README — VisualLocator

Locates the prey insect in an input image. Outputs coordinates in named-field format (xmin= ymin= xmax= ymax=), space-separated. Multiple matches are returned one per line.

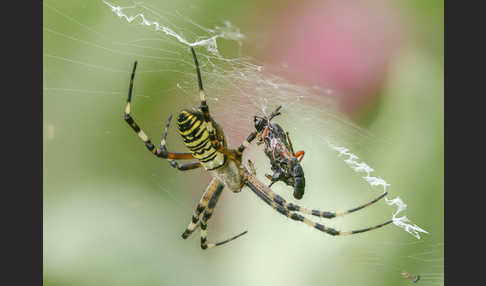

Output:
xmin=253 ymin=106 xmax=306 ymax=199
xmin=124 ymin=46 xmax=393 ymax=250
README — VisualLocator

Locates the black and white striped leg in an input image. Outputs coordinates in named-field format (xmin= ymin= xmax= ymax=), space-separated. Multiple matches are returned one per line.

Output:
xmin=286 ymin=192 xmax=389 ymax=219
xmin=237 ymin=131 xmax=257 ymax=156
xmin=248 ymin=160 xmax=257 ymax=176
xmin=124 ymin=61 xmax=194 ymax=161
xmin=181 ymin=177 xmax=221 ymax=239
xmin=245 ymin=173 xmax=393 ymax=236
xmin=168 ymin=161 xmax=203 ymax=171
xmin=189 ymin=46 xmax=228 ymax=155
xmin=200 ymin=181 xmax=247 ymax=249
xmin=246 ymin=164 xmax=388 ymax=220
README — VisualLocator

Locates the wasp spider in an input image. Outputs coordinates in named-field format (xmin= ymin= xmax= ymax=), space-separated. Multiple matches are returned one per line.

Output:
xmin=123 ymin=47 xmax=393 ymax=250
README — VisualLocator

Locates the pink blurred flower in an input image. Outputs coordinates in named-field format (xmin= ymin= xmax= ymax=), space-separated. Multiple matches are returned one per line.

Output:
xmin=264 ymin=0 xmax=405 ymax=118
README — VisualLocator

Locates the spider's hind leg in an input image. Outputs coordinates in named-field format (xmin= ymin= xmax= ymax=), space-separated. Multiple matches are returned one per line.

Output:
xmin=181 ymin=177 xmax=221 ymax=239
xmin=199 ymin=186 xmax=248 ymax=249
xmin=180 ymin=177 xmax=248 ymax=249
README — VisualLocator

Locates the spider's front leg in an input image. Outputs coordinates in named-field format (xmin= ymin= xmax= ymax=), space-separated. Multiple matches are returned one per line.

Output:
xmin=237 ymin=131 xmax=258 ymax=157
xmin=190 ymin=47 xmax=219 ymax=149
xmin=244 ymin=172 xmax=392 ymax=236
xmin=124 ymin=61 xmax=195 ymax=161
xmin=190 ymin=46 xmax=242 ymax=162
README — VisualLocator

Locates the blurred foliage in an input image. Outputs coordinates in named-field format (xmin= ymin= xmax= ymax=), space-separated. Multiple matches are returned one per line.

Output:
xmin=44 ymin=0 xmax=443 ymax=286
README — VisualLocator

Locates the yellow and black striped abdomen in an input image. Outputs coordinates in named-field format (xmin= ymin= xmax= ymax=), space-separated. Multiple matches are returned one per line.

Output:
xmin=177 ymin=110 xmax=226 ymax=170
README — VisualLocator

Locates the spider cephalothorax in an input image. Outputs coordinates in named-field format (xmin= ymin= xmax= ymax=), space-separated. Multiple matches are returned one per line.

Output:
xmin=123 ymin=46 xmax=393 ymax=250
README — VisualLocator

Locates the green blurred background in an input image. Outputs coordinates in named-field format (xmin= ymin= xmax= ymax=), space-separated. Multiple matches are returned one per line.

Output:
xmin=44 ymin=0 xmax=443 ymax=285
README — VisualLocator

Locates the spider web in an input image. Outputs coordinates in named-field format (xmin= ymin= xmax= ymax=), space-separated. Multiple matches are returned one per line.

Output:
xmin=350 ymin=240 xmax=444 ymax=286
xmin=44 ymin=1 xmax=441 ymax=286
xmin=99 ymin=0 xmax=427 ymax=239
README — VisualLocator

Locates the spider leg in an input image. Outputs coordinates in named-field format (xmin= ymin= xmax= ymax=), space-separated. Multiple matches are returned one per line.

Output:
xmin=124 ymin=61 xmax=194 ymax=160
xmin=286 ymin=191 xmax=389 ymax=219
xmin=245 ymin=173 xmax=392 ymax=236
xmin=168 ymin=161 xmax=202 ymax=171
xmin=200 ymin=184 xmax=247 ymax=249
xmin=246 ymin=158 xmax=386 ymax=219
xmin=190 ymin=47 xmax=237 ymax=160
xmin=237 ymin=131 xmax=257 ymax=155
xmin=190 ymin=47 xmax=218 ymax=146
xmin=181 ymin=177 xmax=221 ymax=239
xmin=247 ymin=160 xmax=257 ymax=176
xmin=160 ymin=114 xmax=202 ymax=171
